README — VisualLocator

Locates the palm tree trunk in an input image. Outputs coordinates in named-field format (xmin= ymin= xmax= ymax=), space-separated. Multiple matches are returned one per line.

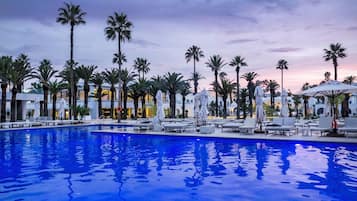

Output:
xmin=304 ymin=98 xmax=308 ymax=118
xmin=333 ymin=59 xmax=337 ymax=80
xmin=73 ymin=85 xmax=78 ymax=120
xmin=98 ymin=87 xmax=102 ymax=118
xmin=270 ymin=90 xmax=274 ymax=108
xmin=70 ymin=24 xmax=75 ymax=120
xmin=170 ymin=93 xmax=175 ymax=118
xmin=134 ymin=98 xmax=138 ymax=118
xmin=123 ymin=85 xmax=128 ymax=119
xmin=193 ymin=59 xmax=197 ymax=94
xmin=43 ymin=87 xmax=49 ymax=117
xmin=182 ymin=95 xmax=185 ymax=119
xmin=110 ymin=87 xmax=115 ymax=119
xmin=68 ymin=89 xmax=72 ymax=119
xmin=117 ymin=36 xmax=122 ymax=122
xmin=10 ymin=87 xmax=17 ymax=122
xmin=215 ymin=71 xmax=218 ymax=117
xmin=84 ymin=82 xmax=89 ymax=108
xmin=342 ymin=94 xmax=349 ymax=117
xmin=1 ymin=83 xmax=7 ymax=122
xmin=52 ymin=94 xmax=57 ymax=120
xmin=236 ymin=71 xmax=240 ymax=119
xmin=223 ymin=97 xmax=227 ymax=119
xmin=142 ymin=94 xmax=146 ymax=118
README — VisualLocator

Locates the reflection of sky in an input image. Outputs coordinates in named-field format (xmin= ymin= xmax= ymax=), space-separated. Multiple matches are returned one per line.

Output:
xmin=1 ymin=126 xmax=357 ymax=200
xmin=0 ymin=0 xmax=356 ymax=92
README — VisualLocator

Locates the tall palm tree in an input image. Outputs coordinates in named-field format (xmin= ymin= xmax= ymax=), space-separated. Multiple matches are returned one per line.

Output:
xmin=128 ymin=82 xmax=142 ymax=119
xmin=0 ymin=56 xmax=12 ymax=122
xmin=301 ymin=82 xmax=311 ymax=119
xmin=164 ymin=72 xmax=184 ymax=118
xmin=49 ymin=80 xmax=66 ymax=120
xmin=133 ymin=58 xmax=151 ymax=80
xmin=242 ymin=72 xmax=258 ymax=117
xmin=112 ymin=52 xmax=127 ymax=66
xmin=189 ymin=72 xmax=205 ymax=92
xmin=91 ymin=72 xmax=104 ymax=118
xmin=276 ymin=59 xmax=288 ymax=95
xmin=120 ymin=68 xmax=137 ymax=119
xmin=342 ymin=75 xmax=356 ymax=117
xmin=323 ymin=43 xmax=347 ymax=80
xmin=57 ymin=2 xmax=86 ymax=119
xmin=34 ymin=59 xmax=58 ymax=117
xmin=8 ymin=54 xmax=34 ymax=121
xmin=240 ymin=88 xmax=249 ymax=119
xmin=229 ymin=56 xmax=247 ymax=119
xmin=179 ymin=81 xmax=191 ymax=118
xmin=263 ymin=79 xmax=280 ymax=109
xmin=105 ymin=12 xmax=132 ymax=122
xmin=185 ymin=45 xmax=204 ymax=94
xmin=137 ymin=78 xmax=150 ymax=118
xmin=206 ymin=55 xmax=226 ymax=117
xmin=103 ymin=68 xmax=119 ymax=118
xmin=216 ymin=78 xmax=236 ymax=119
xmin=76 ymin=65 xmax=97 ymax=108
xmin=149 ymin=75 xmax=164 ymax=105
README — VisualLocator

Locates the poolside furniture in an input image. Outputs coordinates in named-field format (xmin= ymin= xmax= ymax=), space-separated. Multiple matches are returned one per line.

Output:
xmin=199 ymin=125 xmax=215 ymax=134
xmin=309 ymin=116 xmax=333 ymax=136
xmin=338 ymin=118 xmax=357 ymax=137
xmin=163 ymin=122 xmax=194 ymax=133
xmin=265 ymin=117 xmax=296 ymax=136
xmin=239 ymin=118 xmax=256 ymax=134
xmin=221 ymin=121 xmax=243 ymax=132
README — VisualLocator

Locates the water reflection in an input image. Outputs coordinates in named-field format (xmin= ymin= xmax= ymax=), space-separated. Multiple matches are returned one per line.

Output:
xmin=0 ymin=126 xmax=356 ymax=201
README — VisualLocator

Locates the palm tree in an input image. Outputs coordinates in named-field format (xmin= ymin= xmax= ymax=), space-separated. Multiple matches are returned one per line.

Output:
xmin=189 ymin=72 xmax=205 ymax=92
xmin=8 ymin=54 xmax=34 ymax=121
xmin=0 ymin=56 xmax=12 ymax=122
xmin=91 ymin=72 xmax=104 ymax=118
xmin=323 ymin=43 xmax=347 ymax=80
xmin=342 ymin=75 xmax=356 ymax=117
xmin=112 ymin=52 xmax=127 ymax=66
xmin=105 ymin=12 xmax=132 ymax=122
xmin=206 ymin=55 xmax=226 ymax=117
xmin=301 ymin=83 xmax=311 ymax=118
xmin=34 ymin=59 xmax=58 ymax=117
xmin=120 ymin=68 xmax=137 ymax=119
xmin=76 ymin=65 xmax=97 ymax=108
xmin=229 ymin=56 xmax=247 ymax=119
xmin=292 ymin=95 xmax=301 ymax=118
xmin=164 ymin=72 xmax=184 ymax=118
xmin=185 ymin=45 xmax=204 ymax=94
xmin=276 ymin=59 xmax=288 ymax=95
xmin=179 ymin=81 xmax=191 ymax=118
xmin=242 ymin=72 xmax=258 ymax=117
xmin=133 ymin=58 xmax=151 ymax=80
xmin=216 ymin=78 xmax=236 ymax=119
xmin=103 ymin=68 xmax=119 ymax=118
xmin=57 ymin=2 xmax=86 ymax=119
xmin=128 ymin=82 xmax=142 ymax=119
xmin=263 ymin=80 xmax=280 ymax=109
xmin=137 ymin=78 xmax=150 ymax=118
xmin=49 ymin=80 xmax=66 ymax=120
xmin=149 ymin=75 xmax=164 ymax=105
xmin=240 ymin=88 xmax=249 ymax=119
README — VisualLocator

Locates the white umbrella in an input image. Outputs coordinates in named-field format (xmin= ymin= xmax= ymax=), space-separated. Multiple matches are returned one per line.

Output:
xmin=34 ymin=99 xmax=40 ymax=120
xmin=254 ymin=85 xmax=265 ymax=123
xmin=199 ymin=89 xmax=209 ymax=126
xmin=281 ymin=89 xmax=289 ymax=117
xmin=301 ymin=80 xmax=357 ymax=96
xmin=59 ymin=98 xmax=66 ymax=120
xmin=155 ymin=90 xmax=165 ymax=121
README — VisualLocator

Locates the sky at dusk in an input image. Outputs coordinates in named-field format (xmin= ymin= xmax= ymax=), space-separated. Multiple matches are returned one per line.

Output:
xmin=0 ymin=0 xmax=356 ymax=93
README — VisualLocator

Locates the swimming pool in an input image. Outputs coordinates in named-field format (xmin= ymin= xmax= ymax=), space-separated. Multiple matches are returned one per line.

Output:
xmin=0 ymin=125 xmax=356 ymax=201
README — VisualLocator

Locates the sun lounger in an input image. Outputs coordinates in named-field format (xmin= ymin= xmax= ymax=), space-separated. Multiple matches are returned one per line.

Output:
xmin=338 ymin=118 xmax=357 ymax=137
xmin=265 ymin=117 xmax=296 ymax=136
xmin=163 ymin=122 xmax=194 ymax=133
xmin=239 ymin=118 xmax=256 ymax=134
xmin=221 ymin=122 xmax=243 ymax=132
xmin=309 ymin=116 xmax=332 ymax=136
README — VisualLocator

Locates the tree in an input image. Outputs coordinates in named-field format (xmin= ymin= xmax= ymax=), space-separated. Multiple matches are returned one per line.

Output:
xmin=76 ymin=65 xmax=97 ymax=108
xmin=164 ymin=72 xmax=184 ymax=118
xmin=91 ymin=72 xmax=104 ymax=118
xmin=323 ymin=43 xmax=347 ymax=80
xmin=229 ymin=56 xmax=247 ymax=119
xmin=342 ymin=75 xmax=356 ymax=117
xmin=216 ymin=78 xmax=236 ymax=119
xmin=57 ymin=2 xmax=86 ymax=119
xmin=105 ymin=12 xmax=132 ymax=122
xmin=149 ymin=75 xmax=164 ymax=105
xmin=206 ymin=55 xmax=226 ymax=117
xmin=301 ymin=83 xmax=311 ymax=118
xmin=185 ymin=45 xmax=204 ymax=94
xmin=263 ymin=80 xmax=279 ymax=109
xmin=133 ymin=58 xmax=150 ymax=80
xmin=128 ymin=82 xmax=142 ymax=119
xmin=240 ymin=88 xmax=249 ymax=119
xmin=8 ymin=54 xmax=34 ymax=121
xmin=292 ymin=95 xmax=301 ymax=118
xmin=242 ymin=72 xmax=258 ymax=117
xmin=120 ymin=68 xmax=137 ymax=119
xmin=112 ymin=52 xmax=127 ymax=66
xmin=276 ymin=59 xmax=288 ymax=96
xmin=179 ymin=81 xmax=191 ymax=118
xmin=137 ymin=78 xmax=150 ymax=118
xmin=34 ymin=59 xmax=58 ymax=117
xmin=49 ymin=80 xmax=66 ymax=120
xmin=103 ymin=68 xmax=120 ymax=118
xmin=0 ymin=56 xmax=12 ymax=122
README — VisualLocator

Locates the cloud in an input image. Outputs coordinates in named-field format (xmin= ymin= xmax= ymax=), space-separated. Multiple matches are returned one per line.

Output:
xmin=268 ymin=47 xmax=303 ymax=53
xmin=131 ymin=39 xmax=160 ymax=48
xmin=347 ymin=26 xmax=357 ymax=31
xmin=226 ymin=38 xmax=258 ymax=45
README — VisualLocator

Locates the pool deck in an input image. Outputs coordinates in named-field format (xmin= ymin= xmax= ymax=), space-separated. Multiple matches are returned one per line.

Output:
xmin=1 ymin=119 xmax=357 ymax=144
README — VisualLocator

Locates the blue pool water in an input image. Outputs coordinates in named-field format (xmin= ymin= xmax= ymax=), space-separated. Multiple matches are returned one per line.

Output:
xmin=0 ymin=125 xmax=356 ymax=201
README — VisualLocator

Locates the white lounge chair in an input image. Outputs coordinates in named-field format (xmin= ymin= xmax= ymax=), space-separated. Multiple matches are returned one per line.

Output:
xmin=239 ymin=118 xmax=256 ymax=134
xmin=310 ymin=116 xmax=333 ymax=136
xmin=338 ymin=117 xmax=357 ymax=137
xmin=265 ymin=117 xmax=296 ymax=136
xmin=163 ymin=122 xmax=194 ymax=133
xmin=221 ymin=121 xmax=243 ymax=132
